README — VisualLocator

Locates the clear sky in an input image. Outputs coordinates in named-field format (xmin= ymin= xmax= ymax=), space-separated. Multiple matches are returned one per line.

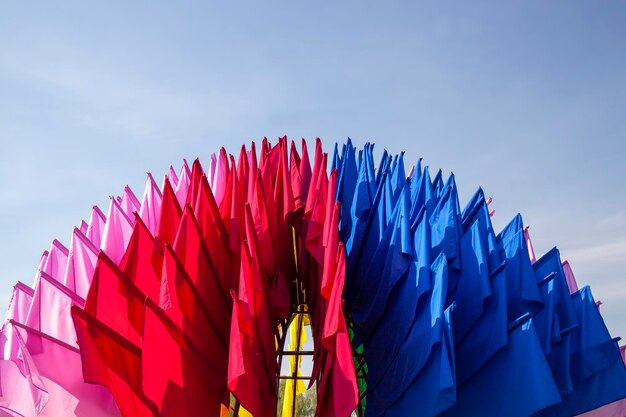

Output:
xmin=1 ymin=2 xmax=625 ymax=338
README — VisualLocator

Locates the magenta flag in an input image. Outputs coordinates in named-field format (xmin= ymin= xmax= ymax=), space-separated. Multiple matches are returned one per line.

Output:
xmin=101 ymin=197 xmax=134 ymax=265
xmin=212 ymin=149 xmax=228 ymax=206
xmin=524 ymin=225 xmax=537 ymax=264
xmin=1 ymin=282 xmax=34 ymax=367
xmin=174 ymin=160 xmax=191 ymax=208
xmin=41 ymin=240 xmax=68 ymax=283
xmin=63 ymin=228 xmax=99 ymax=299
xmin=0 ymin=323 xmax=48 ymax=417
xmin=118 ymin=186 xmax=141 ymax=220
xmin=167 ymin=164 xmax=179 ymax=189
xmin=4 ymin=321 xmax=120 ymax=417
xmin=562 ymin=259 xmax=580 ymax=294
xmin=138 ymin=173 xmax=162 ymax=236
xmin=79 ymin=220 xmax=89 ymax=236
xmin=25 ymin=271 xmax=84 ymax=348
xmin=86 ymin=206 xmax=107 ymax=248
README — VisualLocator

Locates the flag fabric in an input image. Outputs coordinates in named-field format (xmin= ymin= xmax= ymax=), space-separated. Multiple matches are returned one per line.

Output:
xmin=63 ymin=227 xmax=99 ymax=299
xmin=535 ymin=287 xmax=626 ymax=416
xmin=86 ymin=206 xmax=107 ymax=248
xmin=9 ymin=320 xmax=121 ymax=417
xmin=101 ymin=197 xmax=134 ymax=265
xmin=440 ymin=316 xmax=562 ymax=417
xmin=138 ymin=173 xmax=162 ymax=236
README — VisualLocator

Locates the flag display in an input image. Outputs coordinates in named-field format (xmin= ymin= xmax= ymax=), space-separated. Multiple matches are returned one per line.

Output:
xmin=0 ymin=137 xmax=624 ymax=417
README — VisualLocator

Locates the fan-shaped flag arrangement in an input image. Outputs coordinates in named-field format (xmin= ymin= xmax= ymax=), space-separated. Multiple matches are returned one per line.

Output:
xmin=0 ymin=137 xmax=625 ymax=417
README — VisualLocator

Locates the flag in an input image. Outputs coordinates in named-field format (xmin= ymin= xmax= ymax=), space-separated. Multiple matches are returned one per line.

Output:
xmin=174 ymin=159 xmax=191 ymax=207
xmin=367 ymin=253 xmax=449 ymax=413
xmin=142 ymin=299 xmax=224 ymax=417
xmin=71 ymin=306 xmax=157 ymax=417
xmin=498 ymin=214 xmax=543 ymax=318
xmin=86 ymin=205 xmax=107 ymax=248
xmin=63 ymin=227 xmax=98 ymax=299
xmin=380 ymin=304 xmax=456 ymax=417
xmin=84 ymin=252 xmax=146 ymax=347
xmin=25 ymin=270 xmax=84 ymax=348
xmin=41 ymin=239 xmax=69 ymax=282
xmin=440 ymin=316 xmax=561 ymax=417
xmin=461 ymin=188 xmax=502 ymax=272
xmin=138 ymin=173 xmax=162 ymax=236
xmin=101 ymin=197 xmax=134 ymax=265
xmin=535 ymin=287 xmax=626 ymax=416
xmin=118 ymin=216 xmax=161 ymax=303
xmin=118 ymin=186 xmax=141 ymax=219
xmin=10 ymin=319 xmax=121 ymax=417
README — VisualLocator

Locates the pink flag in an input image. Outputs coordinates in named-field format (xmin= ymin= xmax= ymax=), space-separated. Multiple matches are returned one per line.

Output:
xmin=208 ymin=153 xmax=217 ymax=193
xmin=86 ymin=206 xmax=107 ymax=248
xmin=0 ymin=323 xmax=48 ymax=417
xmin=2 ymin=282 xmax=34 ymax=367
xmin=79 ymin=220 xmax=89 ymax=236
xmin=3 ymin=321 xmax=120 ymax=417
xmin=212 ymin=149 xmax=229 ymax=206
xmin=168 ymin=164 xmax=179 ymax=189
xmin=41 ymin=240 xmax=69 ymax=283
xmin=118 ymin=186 xmax=141 ymax=220
xmin=139 ymin=173 xmax=162 ymax=237
xmin=101 ymin=197 xmax=134 ymax=265
xmin=174 ymin=160 xmax=191 ymax=208
xmin=524 ymin=225 xmax=537 ymax=264
xmin=25 ymin=271 xmax=84 ymax=348
xmin=63 ymin=228 xmax=99 ymax=299
xmin=562 ymin=260 xmax=580 ymax=294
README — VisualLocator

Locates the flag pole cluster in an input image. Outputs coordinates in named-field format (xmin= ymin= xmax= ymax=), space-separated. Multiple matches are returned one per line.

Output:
xmin=0 ymin=137 xmax=625 ymax=417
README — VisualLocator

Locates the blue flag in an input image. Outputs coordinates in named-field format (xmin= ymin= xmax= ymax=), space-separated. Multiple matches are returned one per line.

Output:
xmin=451 ymin=219 xmax=492 ymax=343
xmin=362 ymin=200 xmax=430 ymax=390
xmin=352 ymin=186 xmax=412 ymax=340
xmin=409 ymin=166 xmax=434 ymax=227
xmin=440 ymin=316 xmax=561 ymax=417
xmin=429 ymin=178 xmax=462 ymax=277
xmin=432 ymin=169 xmax=444 ymax=197
xmin=454 ymin=257 xmax=508 ymax=385
xmin=534 ymin=286 xmax=626 ymax=416
xmin=531 ymin=247 xmax=578 ymax=395
xmin=380 ymin=303 xmax=457 ymax=417
xmin=498 ymin=214 xmax=543 ymax=319
xmin=365 ymin=253 xmax=449 ymax=415
xmin=336 ymin=139 xmax=357 ymax=247
xmin=461 ymin=188 xmax=502 ymax=272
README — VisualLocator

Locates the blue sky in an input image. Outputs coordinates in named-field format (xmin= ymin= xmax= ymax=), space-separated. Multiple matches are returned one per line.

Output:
xmin=1 ymin=2 xmax=625 ymax=337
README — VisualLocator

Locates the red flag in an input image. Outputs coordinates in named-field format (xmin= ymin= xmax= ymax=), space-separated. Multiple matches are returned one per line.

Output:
xmin=237 ymin=144 xmax=249 ymax=200
xmin=318 ymin=243 xmax=359 ymax=417
xmin=275 ymin=137 xmax=295 ymax=221
xmin=289 ymin=139 xmax=312 ymax=215
xmin=71 ymin=306 xmax=158 ymax=417
xmin=142 ymin=299 xmax=223 ymax=417
xmin=219 ymin=155 xmax=245 ymax=265
xmin=185 ymin=159 xmax=204 ymax=208
xmin=248 ymin=170 xmax=276 ymax=279
xmin=152 ymin=177 xmax=182 ymax=274
xmin=246 ymin=141 xmax=258 ymax=203
xmin=84 ymin=252 xmax=146 ymax=347
xmin=191 ymin=174 xmax=233 ymax=287
xmin=227 ymin=241 xmax=276 ymax=417
xmin=305 ymin=142 xmax=328 ymax=264
xmin=119 ymin=216 xmax=160 ymax=303
xmin=170 ymin=208 xmax=231 ymax=344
